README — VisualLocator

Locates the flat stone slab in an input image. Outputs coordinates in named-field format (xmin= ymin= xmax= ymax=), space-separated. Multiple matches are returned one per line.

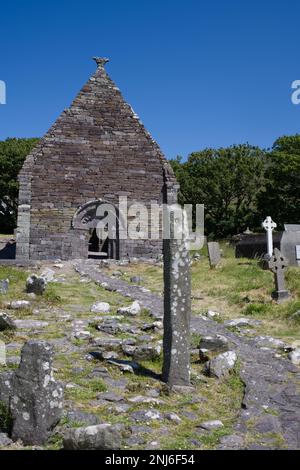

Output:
xmin=14 ymin=320 xmax=49 ymax=329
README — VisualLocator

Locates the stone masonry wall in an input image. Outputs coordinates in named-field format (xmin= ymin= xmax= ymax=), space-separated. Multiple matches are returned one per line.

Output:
xmin=16 ymin=59 xmax=177 ymax=260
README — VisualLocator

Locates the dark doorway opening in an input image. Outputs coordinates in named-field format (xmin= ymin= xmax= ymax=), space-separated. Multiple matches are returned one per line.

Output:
xmin=88 ymin=227 xmax=119 ymax=259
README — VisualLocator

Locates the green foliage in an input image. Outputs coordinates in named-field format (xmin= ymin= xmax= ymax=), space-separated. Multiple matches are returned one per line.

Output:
xmin=0 ymin=137 xmax=39 ymax=233
xmin=171 ymin=144 xmax=265 ymax=238
xmin=257 ymin=135 xmax=300 ymax=228
xmin=244 ymin=303 xmax=270 ymax=316
xmin=171 ymin=136 xmax=300 ymax=238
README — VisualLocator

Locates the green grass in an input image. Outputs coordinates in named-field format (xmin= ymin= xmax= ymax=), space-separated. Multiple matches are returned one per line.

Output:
xmin=1 ymin=252 xmax=299 ymax=450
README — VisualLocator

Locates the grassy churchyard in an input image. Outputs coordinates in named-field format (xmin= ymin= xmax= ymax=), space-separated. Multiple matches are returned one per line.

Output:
xmin=0 ymin=242 xmax=299 ymax=450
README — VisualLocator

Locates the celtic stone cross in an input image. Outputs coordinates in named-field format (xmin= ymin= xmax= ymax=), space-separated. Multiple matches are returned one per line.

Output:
xmin=262 ymin=216 xmax=277 ymax=258
xmin=268 ymin=248 xmax=290 ymax=302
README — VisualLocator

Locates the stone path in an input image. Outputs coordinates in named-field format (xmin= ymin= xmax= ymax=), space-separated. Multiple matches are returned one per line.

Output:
xmin=73 ymin=260 xmax=163 ymax=319
xmin=75 ymin=259 xmax=300 ymax=450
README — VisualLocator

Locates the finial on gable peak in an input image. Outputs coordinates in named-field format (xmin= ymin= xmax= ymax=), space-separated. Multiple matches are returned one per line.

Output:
xmin=93 ymin=57 xmax=109 ymax=68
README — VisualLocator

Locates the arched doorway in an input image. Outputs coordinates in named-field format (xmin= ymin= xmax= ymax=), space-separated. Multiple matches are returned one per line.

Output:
xmin=72 ymin=200 xmax=120 ymax=259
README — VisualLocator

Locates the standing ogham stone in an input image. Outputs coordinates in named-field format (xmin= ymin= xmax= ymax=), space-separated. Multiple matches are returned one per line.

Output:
xmin=10 ymin=341 xmax=64 ymax=445
xmin=162 ymin=209 xmax=191 ymax=388
xmin=268 ymin=248 xmax=290 ymax=303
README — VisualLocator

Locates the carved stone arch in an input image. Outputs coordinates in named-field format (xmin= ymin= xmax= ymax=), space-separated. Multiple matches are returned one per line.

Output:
xmin=72 ymin=199 xmax=121 ymax=259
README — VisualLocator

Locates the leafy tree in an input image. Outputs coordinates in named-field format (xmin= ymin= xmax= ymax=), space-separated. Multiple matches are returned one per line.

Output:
xmin=0 ymin=138 xmax=39 ymax=233
xmin=257 ymin=135 xmax=300 ymax=228
xmin=170 ymin=144 xmax=266 ymax=238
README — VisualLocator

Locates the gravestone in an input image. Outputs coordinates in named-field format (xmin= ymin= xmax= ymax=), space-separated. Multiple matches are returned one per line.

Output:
xmin=207 ymin=242 xmax=221 ymax=268
xmin=0 ymin=279 xmax=9 ymax=294
xmin=162 ymin=206 xmax=191 ymax=388
xmin=10 ymin=340 xmax=64 ymax=445
xmin=267 ymin=248 xmax=290 ymax=303
xmin=284 ymin=224 xmax=300 ymax=232
xmin=262 ymin=216 xmax=277 ymax=258
xmin=26 ymin=274 xmax=46 ymax=295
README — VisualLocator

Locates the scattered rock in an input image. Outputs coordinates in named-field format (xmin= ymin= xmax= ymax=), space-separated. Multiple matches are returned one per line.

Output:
xmin=10 ymin=341 xmax=64 ymax=445
xmin=288 ymin=349 xmax=300 ymax=365
xmin=92 ymin=337 xmax=122 ymax=350
xmin=14 ymin=319 xmax=49 ymax=329
xmin=109 ymin=403 xmax=130 ymax=413
xmin=90 ymin=302 xmax=111 ymax=314
xmin=74 ymin=330 xmax=91 ymax=340
xmin=0 ymin=312 xmax=16 ymax=331
xmin=0 ymin=433 xmax=13 ymax=447
xmin=130 ymin=276 xmax=143 ymax=284
xmin=224 ymin=318 xmax=252 ymax=328
xmin=122 ymin=344 xmax=136 ymax=356
xmin=128 ymin=395 xmax=163 ymax=405
xmin=89 ymin=366 xmax=109 ymax=378
xmin=9 ymin=300 xmax=30 ymax=310
xmin=218 ymin=434 xmax=244 ymax=449
xmin=206 ymin=351 xmax=237 ymax=379
xmin=26 ymin=274 xmax=46 ymax=295
xmin=107 ymin=360 xmax=135 ymax=374
xmin=145 ymin=388 xmax=160 ymax=398
xmin=199 ymin=420 xmax=224 ymax=431
xmin=125 ymin=435 xmax=146 ymax=446
xmin=27 ymin=292 xmax=37 ymax=299
xmin=205 ymin=310 xmax=220 ymax=320
xmin=111 ymin=271 xmax=123 ymax=277
xmin=63 ymin=423 xmax=121 ymax=450
xmin=0 ymin=279 xmax=9 ymax=295
xmin=98 ymin=392 xmax=124 ymax=402
xmin=253 ymin=415 xmax=282 ymax=434
xmin=133 ymin=344 xmax=161 ymax=361
xmin=117 ymin=301 xmax=141 ymax=316
xmin=153 ymin=320 xmax=163 ymax=329
xmin=225 ymin=318 xmax=261 ymax=328
xmin=98 ymin=350 xmax=119 ymax=361
xmin=199 ymin=334 xmax=229 ymax=362
xmin=165 ymin=412 xmax=181 ymax=423
xmin=255 ymin=336 xmax=286 ymax=350
xmin=96 ymin=321 xmax=121 ymax=335
xmin=131 ymin=409 xmax=163 ymax=422
xmin=181 ymin=411 xmax=198 ymax=421
xmin=65 ymin=410 xmax=101 ymax=426
xmin=40 ymin=268 xmax=56 ymax=282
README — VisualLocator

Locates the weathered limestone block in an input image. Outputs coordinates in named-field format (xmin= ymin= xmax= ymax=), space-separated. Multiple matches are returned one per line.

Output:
xmin=63 ymin=423 xmax=121 ymax=450
xmin=10 ymin=341 xmax=64 ymax=445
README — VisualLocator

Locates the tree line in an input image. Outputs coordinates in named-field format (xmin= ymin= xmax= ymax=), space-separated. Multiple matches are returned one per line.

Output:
xmin=0 ymin=135 xmax=300 ymax=237
xmin=170 ymin=135 xmax=300 ymax=239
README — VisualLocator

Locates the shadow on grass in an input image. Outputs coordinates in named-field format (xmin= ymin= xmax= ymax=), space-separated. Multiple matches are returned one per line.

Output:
xmin=88 ymin=352 xmax=162 ymax=380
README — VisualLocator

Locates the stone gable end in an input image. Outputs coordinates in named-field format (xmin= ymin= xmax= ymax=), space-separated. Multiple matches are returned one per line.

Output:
xmin=16 ymin=58 xmax=177 ymax=260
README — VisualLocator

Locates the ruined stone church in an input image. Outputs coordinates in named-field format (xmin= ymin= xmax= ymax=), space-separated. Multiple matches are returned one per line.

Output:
xmin=16 ymin=58 xmax=178 ymax=261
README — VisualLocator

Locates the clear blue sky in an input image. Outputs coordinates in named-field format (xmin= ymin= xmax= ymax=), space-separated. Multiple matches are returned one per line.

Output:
xmin=1 ymin=0 xmax=300 ymax=159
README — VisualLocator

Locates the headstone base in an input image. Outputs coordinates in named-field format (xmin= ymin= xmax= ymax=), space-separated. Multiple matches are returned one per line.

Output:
xmin=170 ymin=385 xmax=195 ymax=394
xmin=272 ymin=290 xmax=290 ymax=303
